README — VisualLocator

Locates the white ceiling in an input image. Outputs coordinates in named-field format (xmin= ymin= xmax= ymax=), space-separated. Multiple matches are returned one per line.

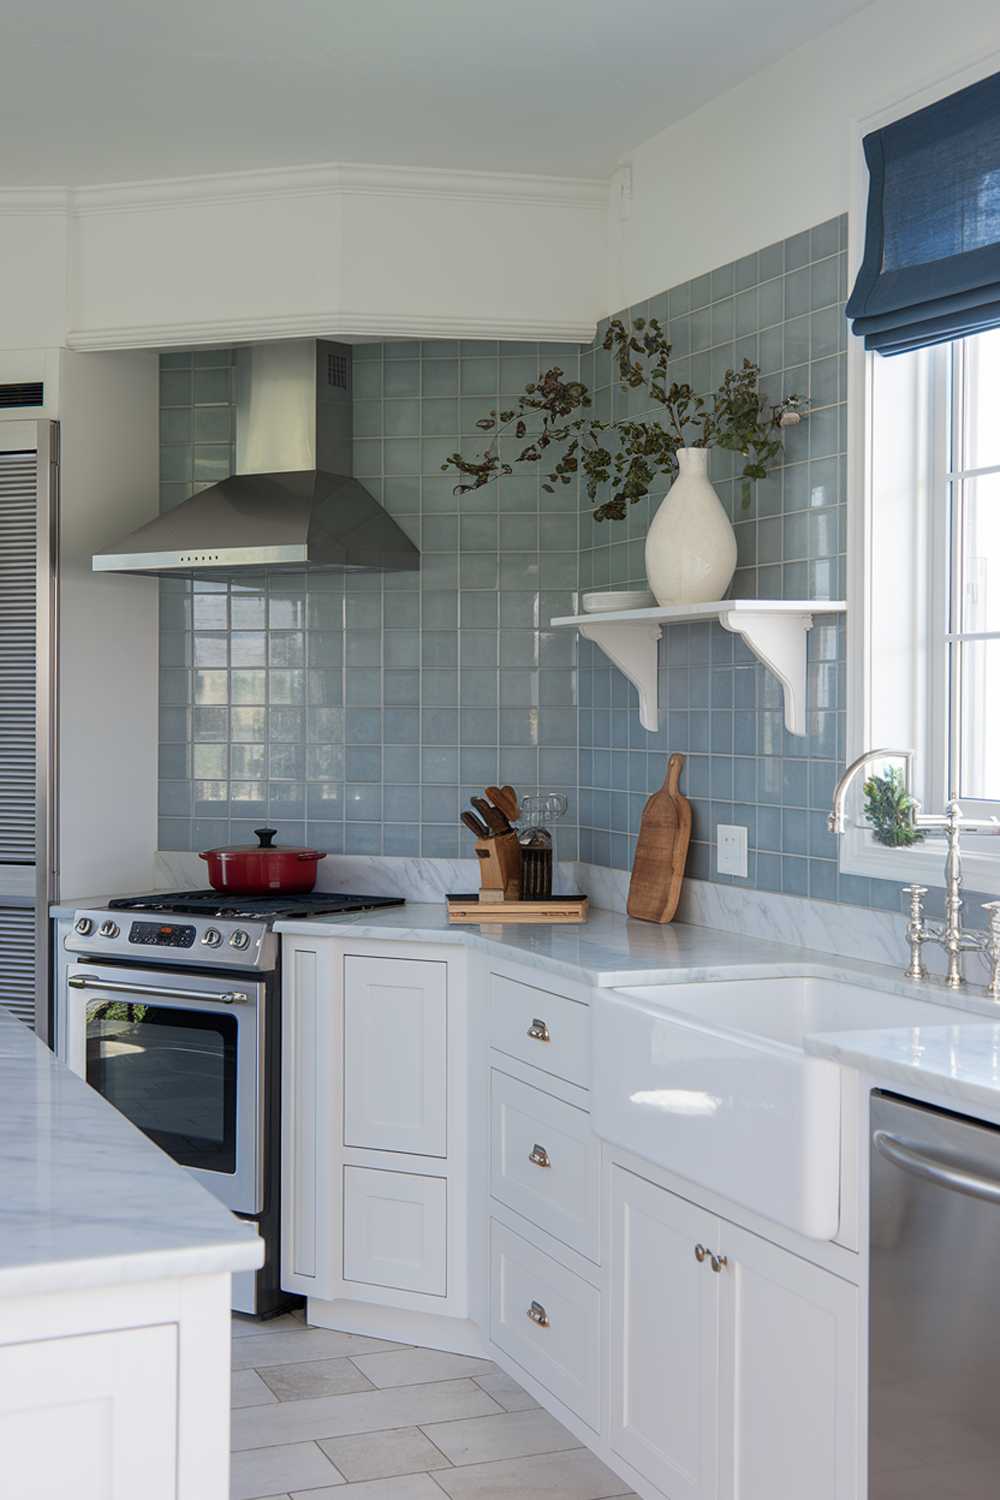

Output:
xmin=2 ymin=0 xmax=870 ymax=187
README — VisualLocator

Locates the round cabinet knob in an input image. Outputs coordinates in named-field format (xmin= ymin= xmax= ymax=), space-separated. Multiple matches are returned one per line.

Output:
xmin=74 ymin=917 xmax=93 ymax=936
xmin=229 ymin=929 xmax=251 ymax=951
xmin=201 ymin=927 xmax=222 ymax=948
xmin=98 ymin=920 xmax=119 ymax=939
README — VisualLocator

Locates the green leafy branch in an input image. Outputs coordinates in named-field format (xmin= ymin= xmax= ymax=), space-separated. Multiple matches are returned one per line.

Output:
xmin=442 ymin=318 xmax=808 ymax=522
xmin=863 ymin=768 xmax=925 ymax=848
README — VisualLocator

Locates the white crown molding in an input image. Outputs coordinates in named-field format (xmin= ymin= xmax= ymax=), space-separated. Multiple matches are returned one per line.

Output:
xmin=0 ymin=186 xmax=70 ymax=216
xmin=67 ymin=159 xmax=609 ymax=217
xmin=66 ymin=309 xmax=599 ymax=352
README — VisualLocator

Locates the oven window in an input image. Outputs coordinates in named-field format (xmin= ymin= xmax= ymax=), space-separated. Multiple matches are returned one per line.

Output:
xmin=86 ymin=1000 xmax=238 ymax=1173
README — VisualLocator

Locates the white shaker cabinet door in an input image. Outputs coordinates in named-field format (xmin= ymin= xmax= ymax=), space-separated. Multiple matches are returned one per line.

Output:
xmin=718 ymin=1221 xmax=858 ymax=1500
xmin=344 ymin=1166 xmax=447 ymax=1296
xmin=610 ymin=1165 xmax=720 ymax=1500
xmin=344 ymin=955 xmax=447 ymax=1157
xmin=0 ymin=1324 xmax=178 ymax=1500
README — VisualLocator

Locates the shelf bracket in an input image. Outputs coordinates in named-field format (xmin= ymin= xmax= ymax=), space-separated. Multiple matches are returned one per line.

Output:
xmin=578 ymin=621 xmax=662 ymax=732
xmin=720 ymin=609 xmax=813 ymax=736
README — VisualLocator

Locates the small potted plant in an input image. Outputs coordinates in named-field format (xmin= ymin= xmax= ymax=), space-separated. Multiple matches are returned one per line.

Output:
xmin=863 ymin=767 xmax=924 ymax=848
xmin=444 ymin=318 xmax=806 ymax=606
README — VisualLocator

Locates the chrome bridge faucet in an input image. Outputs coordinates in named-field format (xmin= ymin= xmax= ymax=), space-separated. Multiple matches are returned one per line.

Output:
xmin=828 ymin=748 xmax=1000 ymax=995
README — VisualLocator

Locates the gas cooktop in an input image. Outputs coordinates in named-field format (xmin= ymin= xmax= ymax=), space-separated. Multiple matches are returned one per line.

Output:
xmin=107 ymin=889 xmax=405 ymax=921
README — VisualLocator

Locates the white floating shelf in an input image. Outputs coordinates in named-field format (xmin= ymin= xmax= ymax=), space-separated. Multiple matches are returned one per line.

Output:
xmin=551 ymin=599 xmax=847 ymax=736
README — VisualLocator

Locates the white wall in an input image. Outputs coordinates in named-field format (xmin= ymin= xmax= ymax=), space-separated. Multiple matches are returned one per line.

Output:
xmin=0 ymin=199 xmax=68 ymax=352
xmin=612 ymin=0 xmax=1000 ymax=309
xmin=57 ymin=349 xmax=159 ymax=898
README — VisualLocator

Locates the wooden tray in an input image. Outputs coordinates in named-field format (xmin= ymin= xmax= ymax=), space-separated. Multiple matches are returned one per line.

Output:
xmin=446 ymin=893 xmax=589 ymax=924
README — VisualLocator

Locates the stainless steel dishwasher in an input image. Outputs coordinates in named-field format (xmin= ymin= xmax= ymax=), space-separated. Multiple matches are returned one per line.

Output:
xmin=870 ymin=1091 xmax=1000 ymax=1499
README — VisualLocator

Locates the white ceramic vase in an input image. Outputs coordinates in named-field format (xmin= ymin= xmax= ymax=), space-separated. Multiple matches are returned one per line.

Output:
xmin=644 ymin=446 xmax=737 ymax=605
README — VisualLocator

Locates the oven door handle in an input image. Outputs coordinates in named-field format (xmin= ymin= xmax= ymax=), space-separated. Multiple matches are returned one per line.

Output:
xmin=67 ymin=974 xmax=249 ymax=1005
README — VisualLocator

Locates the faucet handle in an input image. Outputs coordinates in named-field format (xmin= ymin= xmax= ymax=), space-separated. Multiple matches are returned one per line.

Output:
xmin=902 ymin=886 xmax=928 ymax=981
xmin=982 ymin=902 xmax=1000 ymax=999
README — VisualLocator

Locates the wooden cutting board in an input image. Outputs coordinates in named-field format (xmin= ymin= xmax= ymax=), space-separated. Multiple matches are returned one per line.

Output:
xmin=627 ymin=752 xmax=692 ymax=923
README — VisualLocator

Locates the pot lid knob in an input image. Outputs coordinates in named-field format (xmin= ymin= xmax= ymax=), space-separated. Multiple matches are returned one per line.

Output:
xmin=254 ymin=827 xmax=278 ymax=848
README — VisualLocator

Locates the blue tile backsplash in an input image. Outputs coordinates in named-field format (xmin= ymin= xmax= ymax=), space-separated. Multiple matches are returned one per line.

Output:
xmin=156 ymin=215 xmax=962 ymax=921
xmin=157 ymin=339 xmax=581 ymax=861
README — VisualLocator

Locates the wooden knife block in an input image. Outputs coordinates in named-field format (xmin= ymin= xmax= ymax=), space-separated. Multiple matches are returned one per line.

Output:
xmin=474 ymin=832 xmax=522 ymax=901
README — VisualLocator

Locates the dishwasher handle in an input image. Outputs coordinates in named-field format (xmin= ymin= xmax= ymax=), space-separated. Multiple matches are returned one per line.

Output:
xmin=874 ymin=1129 xmax=1000 ymax=1207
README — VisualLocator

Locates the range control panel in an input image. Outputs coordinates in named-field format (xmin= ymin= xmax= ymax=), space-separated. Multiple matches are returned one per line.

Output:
xmin=129 ymin=920 xmax=197 ymax=949
xmin=64 ymin=911 xmax=277 ymax=971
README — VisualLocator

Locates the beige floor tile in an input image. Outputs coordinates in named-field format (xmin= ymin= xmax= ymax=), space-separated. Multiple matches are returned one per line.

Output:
xmin=260 ymin=1359 xmax=376 ymax=1402
xmin=430 ymin=1447 xmax=634 ymax=1500
xmin=233 ymin=1369 xmax=280 ymax=1409
xmin=472 ymin=1372 xmax=540 ymax=1413
xmin=292 ymin=1480 xmax=443 ymax=1500
xmin=233 ymin=1329 xmax=406 ymax=1372
xmin=318 ymin=1425 xmax=452 ymax=1482
xmin=349 ymin=1348 xmax=497 ymax=1388
xmin=230 ymin=1441 xmax=343 ymax=1499
xmin=231 ymin=1378 xmax=503 ymax=1452
xmin=421 ymin=1409 xmax=578 ymax=1466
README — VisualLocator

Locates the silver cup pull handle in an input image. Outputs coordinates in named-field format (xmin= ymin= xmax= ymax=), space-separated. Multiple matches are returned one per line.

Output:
xmin=527 ymin=1300 xmax=550 ymax=1328
xmin=527 ymin=1018 xmax=550 ymax=1042
xmin=529 ymin=1144 xmax=551 ymax=1168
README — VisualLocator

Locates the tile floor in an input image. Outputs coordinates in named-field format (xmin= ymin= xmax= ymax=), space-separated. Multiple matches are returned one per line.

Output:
xmin=230 ymin=1312 xmax=635 ymax=1500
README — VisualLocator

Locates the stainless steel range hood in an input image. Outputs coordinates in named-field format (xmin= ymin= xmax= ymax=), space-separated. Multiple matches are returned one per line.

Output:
xmin=93 ymin=340 xmax=420 ymax=580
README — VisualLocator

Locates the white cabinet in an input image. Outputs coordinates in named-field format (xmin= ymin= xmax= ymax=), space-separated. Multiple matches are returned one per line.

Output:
xmin=610 ymin=1166 xmax=720 ymax=1500
xmin=282 ymin=936 xmax=469 ymax=1330
xmin=490 ymin=1220 xmax=601 ymax=1431
xmin=489 ymin=972 xmax=590 ymax=1090
xmin=344 ymin=955 xmax=447 ymax=1157
xmin=0 ymin=1324 xmax=178 ymax=1500
xmin=718 ymin=1221 xmax=857 ymax=1500
xmin=609 ymin=1165 xmax=858 ymax=1500
xmin=490 ymin=1068 xmax=600 ymax=1263
xmin=344 ymin=1166 xmax=447 ymax=1297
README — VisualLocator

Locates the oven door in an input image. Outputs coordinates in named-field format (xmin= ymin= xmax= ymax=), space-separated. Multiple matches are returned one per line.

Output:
xmin=64 ymin=964 xmax=265 ymax=1215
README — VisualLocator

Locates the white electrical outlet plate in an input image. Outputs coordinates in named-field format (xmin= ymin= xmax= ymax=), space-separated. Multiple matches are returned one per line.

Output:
xmin=717 ymin=824 xmax=748 ymax=878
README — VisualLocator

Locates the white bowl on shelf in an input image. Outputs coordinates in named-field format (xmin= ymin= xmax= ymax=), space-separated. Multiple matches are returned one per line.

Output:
xmin=581 ymin=589 xmax=655 ymax=614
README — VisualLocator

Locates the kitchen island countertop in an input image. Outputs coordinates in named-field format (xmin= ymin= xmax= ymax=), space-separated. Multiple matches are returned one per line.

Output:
xmin=0 ymin=1008 xmax=262 ymax=1299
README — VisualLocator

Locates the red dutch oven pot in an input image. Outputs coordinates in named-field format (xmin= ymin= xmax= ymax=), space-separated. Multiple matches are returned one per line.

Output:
xmin=199 ymin=827 xmax=327 ymax=895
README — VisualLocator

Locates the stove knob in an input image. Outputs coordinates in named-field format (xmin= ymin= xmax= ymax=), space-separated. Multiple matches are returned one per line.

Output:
xmin=98 ymin=920 xmax=120 ymax=939
xmin=229 ymin=929 xmax=251 ymax=951
xmin=201 ymin=927 xmax=223 ymax=948
xmin=74 ymin=917 xmax=93 ymax=936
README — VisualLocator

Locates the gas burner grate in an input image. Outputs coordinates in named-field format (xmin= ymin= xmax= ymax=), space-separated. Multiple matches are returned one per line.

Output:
xmin=107 ymin=890 xmax=404 ymax=920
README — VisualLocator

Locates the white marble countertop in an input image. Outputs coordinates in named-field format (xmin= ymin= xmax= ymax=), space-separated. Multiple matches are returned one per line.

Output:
xmin=806 ymin=1023 xmax=1000 ymax=1113
xmin=273 ymin=902 xmax=1000 ymax=1015
xmin=0 ymin=1009 xmax=262 ymax=1299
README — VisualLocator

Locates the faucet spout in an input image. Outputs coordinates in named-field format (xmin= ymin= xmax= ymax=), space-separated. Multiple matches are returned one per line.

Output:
xmin=828 ymin=748 xmax=916 ymax=834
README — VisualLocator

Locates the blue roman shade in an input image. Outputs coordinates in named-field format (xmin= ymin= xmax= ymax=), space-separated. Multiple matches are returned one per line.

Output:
xmin=847 ymin=70 xmax=1000 ymax=355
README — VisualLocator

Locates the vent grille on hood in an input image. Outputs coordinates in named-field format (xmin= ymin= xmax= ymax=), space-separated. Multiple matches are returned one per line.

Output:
xmin=92 ymin=340 xmax=419 ymax=581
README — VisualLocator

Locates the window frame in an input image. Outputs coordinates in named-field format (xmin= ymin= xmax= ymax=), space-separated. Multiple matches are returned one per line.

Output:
xmin=844 ymin=55 xmax=1000 ymax=895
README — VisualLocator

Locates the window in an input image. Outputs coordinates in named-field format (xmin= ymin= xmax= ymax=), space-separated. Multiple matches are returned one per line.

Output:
xmin=940 ymin=329 xmax=1000 ymax=818
xmin=845 ymin=62 xmax=1000 ymax=895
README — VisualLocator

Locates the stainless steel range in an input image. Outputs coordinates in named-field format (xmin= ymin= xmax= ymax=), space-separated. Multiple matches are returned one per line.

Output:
xmin=61 ymin=889 xmax=403 ymax=1316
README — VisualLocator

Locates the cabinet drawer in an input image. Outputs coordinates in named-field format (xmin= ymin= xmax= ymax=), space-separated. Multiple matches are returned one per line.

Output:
xmin=490 ymin=1219 xmax=600 ymax=1430
xmin=344 ymin=1167 xmax=446 ymax=1297
xmin=491 ymin=1070 xmax=600 ymax=1262
xmin=489 ymin=973 xmax=589 ymax=1089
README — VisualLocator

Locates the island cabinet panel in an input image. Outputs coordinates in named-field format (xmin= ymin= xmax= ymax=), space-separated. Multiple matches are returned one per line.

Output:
xmin=610 ymin=1165 xmax=720 ymax=1500
xmin=0 ymin=1323 xmax=178 ymax=1498
xmin=344 ymin=955 xmax=448 ymax=1158
xmin=718 ymin=1221 xmax=858 ymax=1500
